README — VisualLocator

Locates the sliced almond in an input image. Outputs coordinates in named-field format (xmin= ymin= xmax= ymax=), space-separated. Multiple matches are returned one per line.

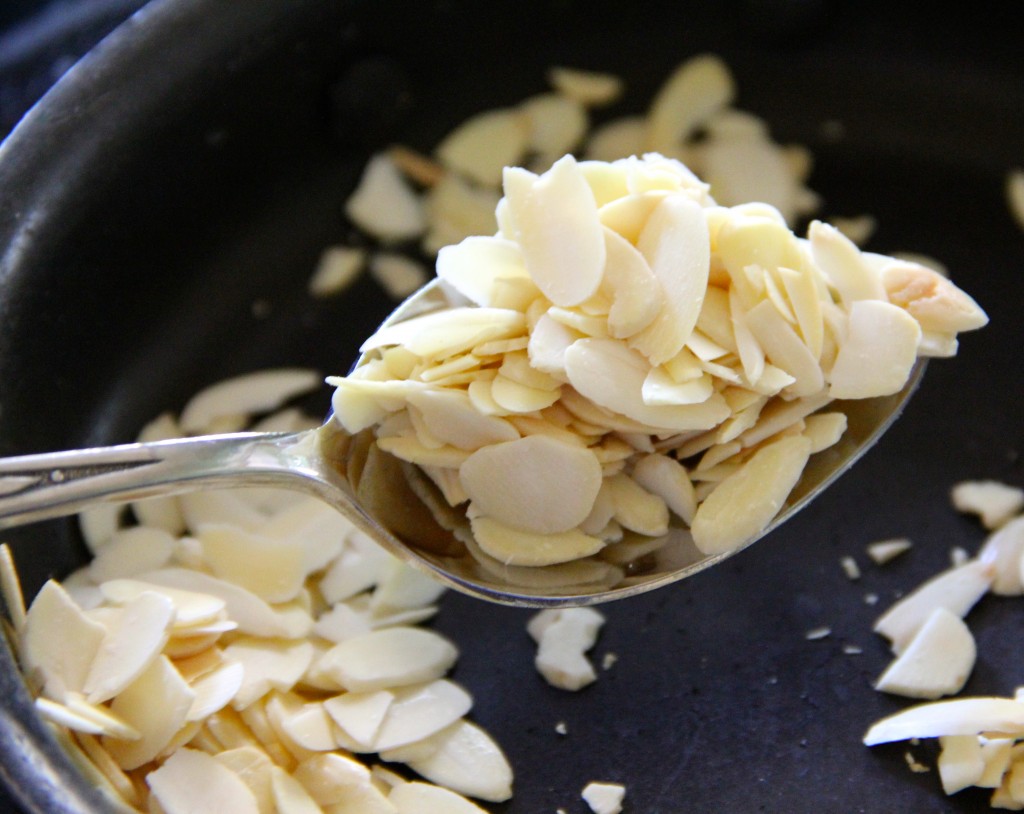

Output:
xmin=389 ymin=781 xmax=487 ymax=814
xmin=979 ymin=515 xmax=1024 ymax=595
xmin=370 ymin=253 xmax=428 ymax=300
xmin=828 ymin=300 xmax=921 ymax=399
xmin=316 ymin=627 xmax=458 ymax=693
xmin=547 ymin=67 xmax=624 ymax=107
xmin=864 ymin=698 xmax=1024 ymax=746
xmin=951 ymin=480 xmax=1024 ymax=531
xmin=222 ymin=637 xmax=315 ymax=709
xmin=459 ymin=435 xmax=602 ymax=535
xmin=179 ymin=369 xmax=320 ymax=434
xmin=502 ymin=156 xmax=606 ymax=307
xmin=631 ymin=453 xmax=697 ymax=525
xmin=469 ymin=516 xmax=605 ymax=567
xmin=436 ymin=236 xmax=530 ymax=307
xmin=873 ymin=560 xmax=993 ymax=654
xmin=875 ymin=607 xmax=976 ymax=699
xmin=270 ymin=765 xmax=325 ymax=814
xmin=148 ymin=747 xmax=260 ymax=814
xmin=323 ymin=690 xmax=394 ymax=748
xmin=435 ymin=108 xmax=529 ymax=187
xmin=647 ymin=54 xmax=735 ymax=151
xmin=690 ymin=434 xmax=812 ymax=555
xmin=308 ymin=245 xmax=366 ymax=298
xmin=372 ymin=679 xmax=472 ymax=752
xmin=404 ymin=719 xmax=513 ymax=802
xmin=520 ymin=93 xmax=589 ymax=160
xmin=345 ymin=152 xmax=426 ymax=242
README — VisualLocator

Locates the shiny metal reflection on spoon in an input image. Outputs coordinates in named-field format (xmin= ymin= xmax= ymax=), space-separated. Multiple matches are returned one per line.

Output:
xmin=0 ymin=279 xmax=926 ymax=607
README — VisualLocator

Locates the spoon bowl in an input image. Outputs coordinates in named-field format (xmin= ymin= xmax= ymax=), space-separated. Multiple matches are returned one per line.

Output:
xmin=0 ymin=277 xmax=927 ymax=607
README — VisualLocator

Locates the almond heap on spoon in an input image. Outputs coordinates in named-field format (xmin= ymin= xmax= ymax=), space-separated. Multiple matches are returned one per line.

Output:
xmin=329 ymin=152 xmax=987 ymax=574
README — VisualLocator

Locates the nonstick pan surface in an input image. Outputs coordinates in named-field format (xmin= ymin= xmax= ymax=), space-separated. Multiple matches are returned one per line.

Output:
xmin=1 ymin=1 xmax=1022 ymax=811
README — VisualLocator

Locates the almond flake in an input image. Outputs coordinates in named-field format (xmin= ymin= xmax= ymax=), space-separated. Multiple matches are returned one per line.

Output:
xmin=308 ymin=245 xmax=366 ymax=298
xmin=864 ymin=698 xmax=1024 ymax=746
xmin=372 ymin=679 xmax=472 ymax=752
xmin=647 ymin=54 xmax=735 ymax=151
xmin=389 ymin=781 xmax=487 ymax=814
xmin=951 ymin=480 xmax=1024 ymax=530
xmin=979 ymin=515 xmax=1024 ymax=595
xmin=316 ymin=627 xmax=457 ymax=693
xmin=148 ymin=747 xmax=260 ymax=814
xmin=404 ymin=719 xmax=513 ymax=802
xmin=547 ymin=67 xmax=624 ymax=107
xmin=179 ymin=369 xmax=320 ymax=434
xmin=435 ymin=108 xmax=529 ymax=187
xmin=582 ymin=780 xmax=627 ymax=814
xmin=875 ymin=607 xmax=976 ymax=699
xmin=344 ymin=153 xmax=427 ymax=242
xmin=866 ymin=537 xmax=913 ymax=565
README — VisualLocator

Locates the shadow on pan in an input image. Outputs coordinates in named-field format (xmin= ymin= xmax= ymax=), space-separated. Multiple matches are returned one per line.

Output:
xmin=0 ymin=1 xmax=1022 ymax=811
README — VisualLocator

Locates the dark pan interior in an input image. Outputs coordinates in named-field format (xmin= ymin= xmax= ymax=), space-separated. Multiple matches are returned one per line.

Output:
xmin=1 ymin=0 xmax=1022 ymax=811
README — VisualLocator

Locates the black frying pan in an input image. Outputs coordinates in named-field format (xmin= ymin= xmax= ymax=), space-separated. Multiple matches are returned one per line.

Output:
xmin=1 ymin=1 xmax=1023 ymax=811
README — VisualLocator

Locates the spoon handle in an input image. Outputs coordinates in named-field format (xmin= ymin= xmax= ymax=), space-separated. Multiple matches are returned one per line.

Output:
xmin=0 ymin=430 xmax=343 ymax=531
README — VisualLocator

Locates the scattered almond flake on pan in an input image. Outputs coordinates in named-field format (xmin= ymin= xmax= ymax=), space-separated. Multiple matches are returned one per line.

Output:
xmin=329 ymin=151 xmax=988 ymax=578
xmin=951 ymin=480 xmax=1024 ymax=531
xmin=582 ymin=780 xmax=627 ymax=814
xmin=840 ymin=555 xmax=861 ymax=580
xmin=547 ymin=67 xmax=624 ymax=108
xmin=874 ymin=607 xmax=976 ymax=699
xmin=866 ymin=537 xmax=913 ymax=565
xmin=344 ymin=152 xmax=427 ymax=242
xmin=527 ymin=607 xmax=605 ymax=691
xmin=370 ymin=252 xmax=429 ymax=300
xmin=178 ymin=368 xmax=321 ymax=435
xmin=308 ymin=245 xmax=366 ymax=298
xmin=804 ymin=626 xmax=831 ymax=641
xmin=6 ymin=395 xmax=513 ymax=813
xmin=978 ymin=515 xmax=1024 ymax=595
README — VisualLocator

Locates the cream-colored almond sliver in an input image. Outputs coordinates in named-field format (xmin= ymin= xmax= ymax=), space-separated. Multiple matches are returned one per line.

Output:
xmin=863 ymin=698 xmax=1024 ymax=746
xmin=743 ymin=299 xmax=824 ymax=398
xmin=435 ymin=108 xmax=529 ymax=188
xmin=547 ymin=66 xmax=624 ymax=107
xmin=459 ymin=435 xmax=603 ymax=534
xmin=469 ymin=516 xmax=605 ymax=567
xmin=179 ymin=369 xmax=320 ymax=434
xmin=630 ymin=194 xmax=711 ymax=366
xmin=601 ymin=227 xmax=662 ymax=339
xmin=406 ymin=390 xmax=520 ymax=451
xmin=646 ymin=54 xmax=735 ymax=151
xmin=828 ymin=300 xmax=921 ymax=399
xmin=436 ymin=236 xmax=530 ymax=307
xmin=564 ymin=338 xmax=729 ymax=433
xmin=690 ymin=434 xmax=812 ymax=555
xmin=875 ymin=607 xmax=976 ymax=699
xmin=344 ymin=153 xmax=427 ymax=242
xmin=808 ymin=220 xmax=886 ymax=305
xmin=502 ymin=156 xmax=606 ymax=307
xmin=359 ymin=307 xmax=527 ymax=360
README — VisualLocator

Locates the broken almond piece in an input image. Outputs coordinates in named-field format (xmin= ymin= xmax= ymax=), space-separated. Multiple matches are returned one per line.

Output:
xmin=866 ymin=537 xmax=913 ymax=565
xmin=951 ymin=480 xmax=1024 ymax=531
xmin=582 ymin=780 xmax=627 ymax=814
xmin=978 ymin=515 xmax=1024 ymax=595
xmin=873 ymin=560 xmax=992 ymax=655
xmin=344 ymin=152 xmax=427 ymax=242
xmin=864 ymin=698 xmax=1024 ymax=746
xmin=529 ymin=607 xmax=605 ymax=691
xmin=875 ymin=607 xmax=976 ymax=699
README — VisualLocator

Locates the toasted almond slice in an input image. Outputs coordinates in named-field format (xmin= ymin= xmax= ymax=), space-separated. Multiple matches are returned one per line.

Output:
xmin=105 ymin=655 xmax=195 ymax=770
xmin=585 ymin=116 xmax=647 ymax=162
xmin=951 ymin=480 xmax=1024 ymax=531
xmin=389 ymin=781 xmax=487 ymax=814
xmin=87 ymin=526 xmax=175 ymax=583
xmin=564 ymin=338 xmax=729 ymax=433
xmin=148 ymin=747 xmax=260 ymax=814
xmin=179 ymin=369 xmax=320 ymax=434
xmin=691 ymin=434 xmax=812 ymax=555
xmin=548 ymin=66 xmax=624 ymax=107
xmin=403 ymin=719 xmax=513 ymax=803
xmin=222 ymin=637 xmax=315 ymax=710
xmin=436 ymin=236 xmax=530 ymax=306
xmin=502 ymin=156 xmax=606 ymax=307
xmin=881 ymin=261 xmax=988 ymax=334
xmin=808 ymin=220 xmax=886 ymax=305
xmin=323 ymin=690 xmax=394 ymax=749
xmin=828 ymin=300 xmax=921 ymax=399
xmin=435 ymin=108 xmax=529 ymax=187
xmin=521 ymin=93 xmax=589 ymax=159
xmin=317 ymin=627 xmax=458 ymax=693
xmin=198 ymin=524 xmax=310 ymax=604
xmin=937 ymin=735 xmax=985 ymax=795
xmin=270 ymin=765 xmax=325 ymax=814
xmin=359 ymin=307 xmax=526 ymax=360
xmin=370 ymin=253 xmax=428 ymax=300
xmin=863 ymin=698 xmax=1024 ymax=746
xmin=873 ymin=560 xmax=993 ymax=654
xmin=83 ymin=591 xmax=175 ymax=704
xmin=459 ymin=435 xmax=602 ymax=535
xmin=470 ymin=516 xmax=605 ymax=567
xmin=979 ymin=516 xmax=1024 ymax=595
xmin=630 ymin=194 xmax=711 ymax=365
xmin=22 ymin=579 xmax=106 ymax=699
xmin=875 ymin=607 xmax=976 ymax=699
xmin=344 ymin=153 xmax=426 ymax=242
xmin=647 ymin=54 xmax=735 ymax=151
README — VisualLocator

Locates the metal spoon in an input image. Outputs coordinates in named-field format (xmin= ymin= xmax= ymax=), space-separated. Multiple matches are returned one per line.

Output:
xmin=0 ymin=278 xmax=926 ymax=607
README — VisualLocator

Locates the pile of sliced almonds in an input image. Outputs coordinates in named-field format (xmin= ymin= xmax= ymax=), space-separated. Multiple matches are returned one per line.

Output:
xmin=319 ymin=55 xmax=830 ymax=302
xmin=1 ymin=372 xmax=513 ymax=814
xmin=329 ymin=152 xmax=988 ymax=575
xmin=863 ymin=479 xmax=1024 ymax=808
